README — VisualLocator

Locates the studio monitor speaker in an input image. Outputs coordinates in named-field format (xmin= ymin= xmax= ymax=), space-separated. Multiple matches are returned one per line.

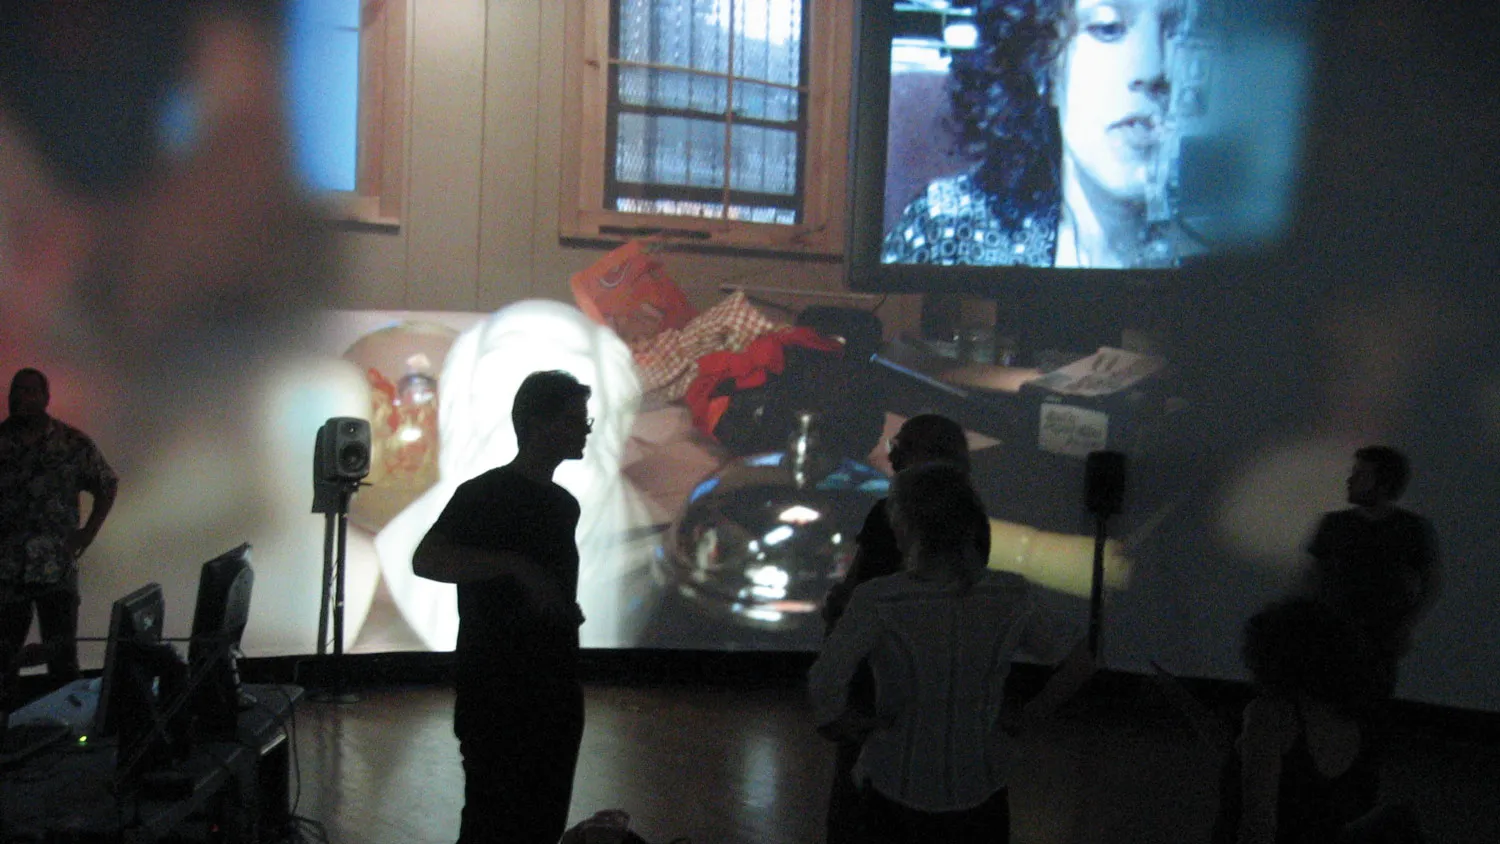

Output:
xmin=1085 ymin=450 xmax=1126 ymax=516
xmin=315 ymin=417 xmax=371 ymax=483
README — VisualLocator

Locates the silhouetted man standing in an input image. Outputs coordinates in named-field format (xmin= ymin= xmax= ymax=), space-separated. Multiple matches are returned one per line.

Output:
xmin=413 ymin=370 xmax=592 ymax=844
xmin=0 ymin=368 xmax=117 ymax=683
xmin=1306 ymin=445 xmax=1439 ymax=694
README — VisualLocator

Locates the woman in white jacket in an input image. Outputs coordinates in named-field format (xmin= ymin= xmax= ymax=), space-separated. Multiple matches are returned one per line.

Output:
xmin=809 ymin=462 xmax=1094 ymax=844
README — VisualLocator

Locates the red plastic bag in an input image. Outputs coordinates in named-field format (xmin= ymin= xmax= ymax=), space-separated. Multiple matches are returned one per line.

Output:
xmin=570 ymin=241 xmax=697 ymax=347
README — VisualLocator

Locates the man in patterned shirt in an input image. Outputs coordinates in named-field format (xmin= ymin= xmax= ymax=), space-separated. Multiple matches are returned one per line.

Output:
xmin=0 ymin=368 xmax=117 ymax=684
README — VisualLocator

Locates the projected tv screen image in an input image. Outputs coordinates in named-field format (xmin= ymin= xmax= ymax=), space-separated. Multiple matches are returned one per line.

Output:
xmin=851 ymin=0 xmax=1314 ymax=284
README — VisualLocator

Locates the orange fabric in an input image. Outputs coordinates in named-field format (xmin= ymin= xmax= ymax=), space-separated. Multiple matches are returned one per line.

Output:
xmin=569 ymin=241 xmax=696 ymax=344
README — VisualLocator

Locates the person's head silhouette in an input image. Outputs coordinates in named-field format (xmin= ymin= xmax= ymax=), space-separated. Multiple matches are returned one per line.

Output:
xmin=1347 ymin=445 xmax=1410 ymax=507
xmin=887 ymin=414 xmax=971 ymax=475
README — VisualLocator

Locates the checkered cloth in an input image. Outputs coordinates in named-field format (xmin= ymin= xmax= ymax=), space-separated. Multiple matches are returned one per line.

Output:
xmin=634 ymin=291 xmax=788 ymax=400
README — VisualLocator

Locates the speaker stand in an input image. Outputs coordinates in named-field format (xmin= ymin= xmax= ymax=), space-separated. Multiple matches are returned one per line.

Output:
xmin=1083 ymin=450 xmax=1125 ymax=658
xmin=310 ymin=480 xmax=362 ymax=704
xmin=1088 ymin=511 xmax=1109 ymax=658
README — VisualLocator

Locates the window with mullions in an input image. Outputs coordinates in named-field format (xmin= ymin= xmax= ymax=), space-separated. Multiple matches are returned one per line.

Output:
xmin=608 ymin=0 xmax=806 ymax=225
xmin=562 ymin=0 xmax=851 ymax=255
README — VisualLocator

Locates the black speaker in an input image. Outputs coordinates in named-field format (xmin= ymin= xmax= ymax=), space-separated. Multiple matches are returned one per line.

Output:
xmin=1085 ymin=450 xmax=1126 ymax=516
xmin=315 ymin=417 xmax=371 ymax=483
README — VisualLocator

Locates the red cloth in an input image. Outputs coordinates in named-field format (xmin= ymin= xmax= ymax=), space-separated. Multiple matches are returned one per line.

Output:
xmin=683 ymin=327 xmax=842 ymax=438
xmin=633 ymin=290 xmax=786 ymax=400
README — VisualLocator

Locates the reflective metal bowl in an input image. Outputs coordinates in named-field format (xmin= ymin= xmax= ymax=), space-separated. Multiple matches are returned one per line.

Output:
xmin=652 ymin=450 xmax=890 ymax=637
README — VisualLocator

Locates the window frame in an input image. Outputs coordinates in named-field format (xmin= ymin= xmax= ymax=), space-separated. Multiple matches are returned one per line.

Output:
xmin=559 ymin=0 xmax=853 ymax=256
xmin=321 ymin=0 xmax=407 ymax=226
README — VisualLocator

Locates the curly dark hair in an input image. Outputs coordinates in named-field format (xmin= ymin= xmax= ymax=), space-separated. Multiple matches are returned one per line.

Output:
xmin=1241 ymin=598 xmax=1384 ymax=712
xmin=947 ymin=0 xmax=1072 ymax=231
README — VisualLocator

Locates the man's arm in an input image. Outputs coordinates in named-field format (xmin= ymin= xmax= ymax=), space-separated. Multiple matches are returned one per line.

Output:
xmin=1237 ymin=696 xmax=1296 ymax=844
xmin=1006 ymin=590 xmax=1096 ymax=733
xmin=821 ymin=543 xmax=867 ymax=633
xmin=1298 ymin=515 xmax=1334 ymax=599
xmin=413 ymin=530 xmax=557 ymax=590
xmin=1394 ymin=519 xmax=1442 ymax=651
xmin=822 ymin=502 xmax=890 ymax=633
xmin=808 ymin=586 xmax=882 ymax=741
xmin=412 ymin=530 xmax=514 ymax=584
xmin=1413 ymin=519 xmax=1441 ymax=617
xmin=69 ymin=483 xmax=116 ymax=557
xmin=412 ymin=529 xmax=578 ymax=623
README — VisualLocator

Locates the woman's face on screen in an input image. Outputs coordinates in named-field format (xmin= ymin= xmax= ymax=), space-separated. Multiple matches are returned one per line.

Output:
xmin=1052 ymin=0 xmax=1181 ymax=201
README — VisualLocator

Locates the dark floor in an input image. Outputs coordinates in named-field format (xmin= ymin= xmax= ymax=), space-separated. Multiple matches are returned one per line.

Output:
xmin=283 ymin=678 xmax=1500 ymax=844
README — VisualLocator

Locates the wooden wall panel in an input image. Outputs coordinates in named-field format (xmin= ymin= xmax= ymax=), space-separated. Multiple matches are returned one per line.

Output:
xmin=478 ymin=0 xmax=544 ymax=307
xmin=401 ymin=0 xmax=487 ymax=309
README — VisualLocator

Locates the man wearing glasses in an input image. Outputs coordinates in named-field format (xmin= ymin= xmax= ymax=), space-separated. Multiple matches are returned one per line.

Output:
xmin=414 ymin=369 xmax=594 ymax=844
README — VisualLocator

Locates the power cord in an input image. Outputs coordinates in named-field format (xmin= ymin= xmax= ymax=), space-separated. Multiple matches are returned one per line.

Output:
xmin=252 ymin=684 xmax=335 ymax=844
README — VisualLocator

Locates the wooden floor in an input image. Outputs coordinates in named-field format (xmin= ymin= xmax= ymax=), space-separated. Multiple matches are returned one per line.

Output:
xmin=283 ymin=679 xmax=1500 ymax=844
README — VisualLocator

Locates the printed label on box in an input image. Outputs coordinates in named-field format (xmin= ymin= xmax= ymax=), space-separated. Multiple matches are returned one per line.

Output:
xmin=1038 ymin=403 xmax=1109 ymax=458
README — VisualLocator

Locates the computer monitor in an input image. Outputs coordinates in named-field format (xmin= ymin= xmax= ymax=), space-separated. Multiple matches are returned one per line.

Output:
xmin=188 ymin=543 xmax=255 ymax=734
xmin=93 ymin=582 xmax=166 ymax=739
xmin=93 ymin=582 xmax=189 ymax=780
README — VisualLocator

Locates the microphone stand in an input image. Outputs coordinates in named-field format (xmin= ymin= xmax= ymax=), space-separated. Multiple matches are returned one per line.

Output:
xmin=1088 ymin=509 xmax=1110 ymax=658
xmin=1085 ymin=451 xmax=1124 ymax=659
xmin=311 ymin=479 xmax=362 ymax=704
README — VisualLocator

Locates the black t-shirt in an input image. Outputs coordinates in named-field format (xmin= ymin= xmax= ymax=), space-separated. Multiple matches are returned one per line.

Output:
xmin=851 ymin=499 xmax=902 ymax=583
xmin=1307 ymin=507 xmax=1436 ymax=651
xmin=429 ymin=465 xmax=581 ymax=682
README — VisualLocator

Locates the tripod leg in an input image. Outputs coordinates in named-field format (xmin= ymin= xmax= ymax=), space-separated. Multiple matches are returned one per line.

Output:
xmin=317 ymin=509 xmax=336 ymax=658
xmin=333 ymin=492 xmax=348 ymax=689
xmin=312 ymin=483 xmax=361 ymax=704
xmin=1088 ymin=514 xmax=1108 ymax=658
